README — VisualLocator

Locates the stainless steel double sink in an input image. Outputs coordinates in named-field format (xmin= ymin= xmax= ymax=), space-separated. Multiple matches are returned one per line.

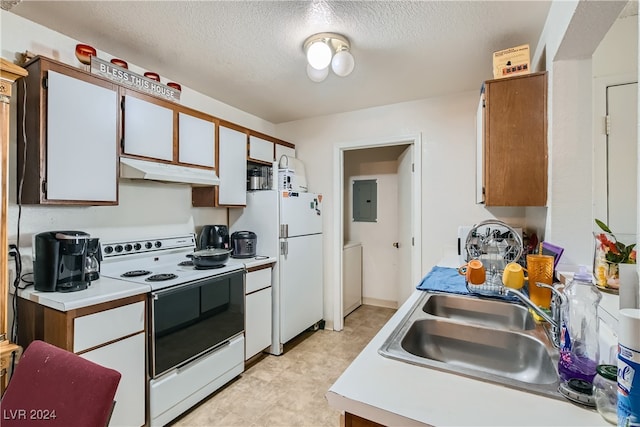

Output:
xmin=379 ymin=292 xmax=563 ymax=400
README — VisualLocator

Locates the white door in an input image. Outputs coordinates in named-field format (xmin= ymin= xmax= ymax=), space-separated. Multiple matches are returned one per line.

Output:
xmin=607 ymin=83 xmax=637 ymax=235
xmin=279 ymin=192 xmax=322 ymax=236
xmin=81 ymin=333 xmax=146 ymax=427
xmin=397 ymin=146 xmax=413 ymax=305
xmin=47 ymin=71 xmax=118 ymax=202
xmin=178 ymin=112 xmax=215 ymax=168
xmin=123 ymin=94 xmax=173 ymax=161
xmin=279 ymin=233 xmax=323 ymax=343
xmin=218 ymin=125 xmax=247 ymax=206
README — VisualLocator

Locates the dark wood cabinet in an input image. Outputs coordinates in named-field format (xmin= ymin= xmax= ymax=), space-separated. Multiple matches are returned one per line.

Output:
xmin=17 ymin=56 xmax=120 ymax=205
xmin=479 ymin=71 xmax=547 ymax=206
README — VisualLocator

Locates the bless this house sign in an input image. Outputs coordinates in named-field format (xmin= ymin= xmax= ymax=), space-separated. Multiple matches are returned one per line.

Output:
xmin=90 ymin=56 xmax=180 ymax=102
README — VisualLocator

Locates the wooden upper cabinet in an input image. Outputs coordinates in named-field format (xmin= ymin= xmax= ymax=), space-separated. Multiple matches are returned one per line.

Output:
xmin=17 ymin=56 xmax=119 ymax=205
xmin=178 ymin=110 xmax=216 ymax=168
xmin=480 ymin=71 xmax=547 ymax=206
xmin=248 ymin=135 xmax=274 ymax=164
xmin=121 ymin=88 xmax=174 ymax=161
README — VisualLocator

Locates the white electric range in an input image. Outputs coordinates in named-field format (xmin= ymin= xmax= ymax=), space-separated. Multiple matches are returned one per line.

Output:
xmin=100 ymin=233 xmax=246 ymax=426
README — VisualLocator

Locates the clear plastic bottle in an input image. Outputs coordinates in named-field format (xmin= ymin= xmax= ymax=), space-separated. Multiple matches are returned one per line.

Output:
xmin=558 ymin=265 xmax=603 ymax=383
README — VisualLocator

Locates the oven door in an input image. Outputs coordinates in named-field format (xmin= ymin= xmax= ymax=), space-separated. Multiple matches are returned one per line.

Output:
xmin=150 ymin=269 xmax=245 ymax=378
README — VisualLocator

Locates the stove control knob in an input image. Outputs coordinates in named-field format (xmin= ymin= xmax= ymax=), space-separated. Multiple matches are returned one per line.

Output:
xmin=124 ymin=244 xmax=133 ymax=252
xmin=145 ymin=242 xmax=153 ymax=249
xmin=155 ymin=241 xmax=162 ymax=248
xmin=133 ymin=243 xmax=142 ymax=251
xmin=104 ymin=246 xmax=113 ymax=254
xmin=114 ymin=245 xmax=123 ymax=253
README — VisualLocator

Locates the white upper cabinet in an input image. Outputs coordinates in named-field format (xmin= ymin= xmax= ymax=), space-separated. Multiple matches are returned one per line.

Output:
xmin=122 ymin=91 xmax=173 ymax=161
xmin=275 ymin=144 xmax=296 ymax=163
xmin=178 ymin=112 xmax=215 ymax=168
xmin=218 ymin=126 xmax=247 ymax=206
xmin=46 ymin=70 xmax=118 ymax=202
xmin=249 ymin=135 xmax=274 ymax=163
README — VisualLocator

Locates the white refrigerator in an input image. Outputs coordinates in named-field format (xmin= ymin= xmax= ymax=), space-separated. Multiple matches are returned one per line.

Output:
xmin=229 ymin=190 xmax=323 ymax=355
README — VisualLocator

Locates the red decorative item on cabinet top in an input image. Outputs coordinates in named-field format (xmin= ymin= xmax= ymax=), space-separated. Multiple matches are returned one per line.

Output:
xmin=75 ymin=44 xmax=96 ymax=66
xmin=144 ymin=71 xmax=160 ymax=82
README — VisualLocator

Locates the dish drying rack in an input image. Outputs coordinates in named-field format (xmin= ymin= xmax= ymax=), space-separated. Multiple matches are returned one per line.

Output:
xmin=463 ymin=219 xmax=524 ymax=298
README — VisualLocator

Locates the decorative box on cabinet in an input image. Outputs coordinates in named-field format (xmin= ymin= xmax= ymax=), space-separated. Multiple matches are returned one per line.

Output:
xmin=17 ymin=56 xmax=119 ymax=205
xmin=477 ymin=71 xmax=547 ymax=206
xmin=17 ymin=295 xmax=147 ymax=427
xmin=245 ymin=265 xmax=273 ymax=360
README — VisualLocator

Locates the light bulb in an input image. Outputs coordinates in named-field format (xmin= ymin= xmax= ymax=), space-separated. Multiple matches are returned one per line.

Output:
xmin=306 ymin=63 xmax=329 ymax=82
xmin=306 ymin=40 xmax=332 ymax=70
xmin=331 ymin=50 xmax=355 ymax=77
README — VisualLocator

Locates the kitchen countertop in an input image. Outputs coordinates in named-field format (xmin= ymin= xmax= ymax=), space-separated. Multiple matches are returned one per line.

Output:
xmin=15 ymin=256 xmax=276 ymax=312
xmin=326 ymin=265 xmax=610 ymax=426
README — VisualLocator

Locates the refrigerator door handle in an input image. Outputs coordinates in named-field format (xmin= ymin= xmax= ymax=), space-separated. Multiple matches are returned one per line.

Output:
xmin=280 ymin=224 xmax=288 ymax=238
xmin=280 ymin=240 xmax=288 ymax=256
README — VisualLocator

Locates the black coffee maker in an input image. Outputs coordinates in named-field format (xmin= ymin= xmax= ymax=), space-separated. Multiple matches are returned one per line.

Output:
xmin=198 ymin=225 xmax=229 ymax=250
xmin=34 ymin=231 xmax=91 ymax=292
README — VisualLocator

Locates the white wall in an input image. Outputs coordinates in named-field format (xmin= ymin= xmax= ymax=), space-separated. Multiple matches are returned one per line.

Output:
xmin=0 ymin=11 xmax=275 ymax=253
xmin=276 ymin=93 xmax=527 ymax=326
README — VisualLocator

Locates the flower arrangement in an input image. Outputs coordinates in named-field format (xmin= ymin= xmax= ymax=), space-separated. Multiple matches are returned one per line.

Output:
xmin=595 ymin=219 xmax=636 ymax=264
xmin=594 ymin=219 xmax=636 ymax=289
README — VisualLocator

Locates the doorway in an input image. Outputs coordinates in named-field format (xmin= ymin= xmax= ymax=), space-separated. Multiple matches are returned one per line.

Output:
xmin=332 ymin=135 xmax=422 ymax=332
xmin=593 ymin=76 xmax=638 ymax=236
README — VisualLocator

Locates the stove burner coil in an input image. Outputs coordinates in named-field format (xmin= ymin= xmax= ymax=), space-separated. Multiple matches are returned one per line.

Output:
xmin=178 ymin=260 xmax=194 ymax=267
xmin=121 ymin=270 xmax=152 ymax=278
xmin=195 ymin=264 xmax=225 ymax=270
xmin=146 ymin=273 xmax=178 ymax=282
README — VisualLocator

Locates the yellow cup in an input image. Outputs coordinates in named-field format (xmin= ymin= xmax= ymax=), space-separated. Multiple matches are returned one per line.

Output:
xmin=502 ymin=262 xmax=528 ymax=289
xmin=458 ymin=259 xmax=486 ymax=285
xmin=526 ymin=254 xmax=554 ymax=309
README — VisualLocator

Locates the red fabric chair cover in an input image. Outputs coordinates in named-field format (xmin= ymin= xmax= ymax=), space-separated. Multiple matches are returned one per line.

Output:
xmin=0 ymin=340 xmax=121 ymax=427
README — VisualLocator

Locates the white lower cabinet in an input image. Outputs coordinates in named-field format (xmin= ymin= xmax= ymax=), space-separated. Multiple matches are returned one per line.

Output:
xmin=81 ymin=333 xmax=146 ymax=427
xmin=245 ymin=268 xmax=273 ymax=360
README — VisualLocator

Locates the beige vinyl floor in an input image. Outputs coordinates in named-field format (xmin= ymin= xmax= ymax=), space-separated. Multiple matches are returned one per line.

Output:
xmin=170 ymin=304 xmax=396 ymax=427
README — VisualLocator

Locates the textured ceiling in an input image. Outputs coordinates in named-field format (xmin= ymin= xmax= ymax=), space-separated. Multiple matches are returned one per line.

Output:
xmin=9 ymin=1 xmax=554 ymax=124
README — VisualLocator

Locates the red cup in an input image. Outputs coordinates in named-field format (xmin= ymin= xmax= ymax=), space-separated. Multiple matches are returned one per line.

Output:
xmin=144 ymin=72 xmax=160 ymax=82
xmin=110 ymin=58 xmax=128 ymax=69
xmin=75 ymin=44 xmax=96 ymax=66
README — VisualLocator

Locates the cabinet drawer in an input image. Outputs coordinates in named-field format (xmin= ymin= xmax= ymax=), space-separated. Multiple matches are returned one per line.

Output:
xmin=246 ymin=267 xmax=271 ymax=294
xmin=74 ymin=301 xmax=145 ymax=353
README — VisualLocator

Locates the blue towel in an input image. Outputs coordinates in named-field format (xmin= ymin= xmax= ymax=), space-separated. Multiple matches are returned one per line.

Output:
xmin=416 ymin=266 xmax=469 ymax=295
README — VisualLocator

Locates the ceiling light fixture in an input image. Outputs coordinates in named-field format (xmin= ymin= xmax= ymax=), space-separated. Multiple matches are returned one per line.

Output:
xmin=303 ymin=32 xmax=354 ymax=82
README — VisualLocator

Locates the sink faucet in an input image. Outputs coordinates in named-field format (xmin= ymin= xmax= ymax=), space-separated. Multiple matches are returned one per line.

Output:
xmin=499 ymin=283 xmax=566 ymax=348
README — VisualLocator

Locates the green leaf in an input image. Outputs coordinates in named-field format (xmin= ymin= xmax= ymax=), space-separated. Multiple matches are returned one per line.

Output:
xmin=595 ymin=219 xmax=612 ymax=233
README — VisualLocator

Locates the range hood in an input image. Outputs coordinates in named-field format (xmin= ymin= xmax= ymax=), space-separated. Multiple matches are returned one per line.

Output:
xmin=120 ymin=157 xmax=220 ymax=186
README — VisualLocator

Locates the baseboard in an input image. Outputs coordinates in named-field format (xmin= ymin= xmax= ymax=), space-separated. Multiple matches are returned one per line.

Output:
xmin=362 ymin=297 xmax=398 ymax=309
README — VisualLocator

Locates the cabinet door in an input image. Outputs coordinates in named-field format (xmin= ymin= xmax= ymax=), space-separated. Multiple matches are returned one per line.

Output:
xmin=249 ymin=135 xmax=274 ymax=163
xmin=483 ymin=72 xmax=547 ymax=206
xmin=46 ymin=70 xmax=117 ymax=201
xmin=179 ymin=112 xmax=215 ymax=168
xmin=123 ymin=91 xmax=173 ymax=161
xmin=218 ymin=126 xmax=247 ymax=206
xmin=81 ymin=333 xmax=146 ymax=427
xmin=245 ymin=287 xmax=272 ymax=360
xmin=275 ymin=143 xmax=295 ymax=163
